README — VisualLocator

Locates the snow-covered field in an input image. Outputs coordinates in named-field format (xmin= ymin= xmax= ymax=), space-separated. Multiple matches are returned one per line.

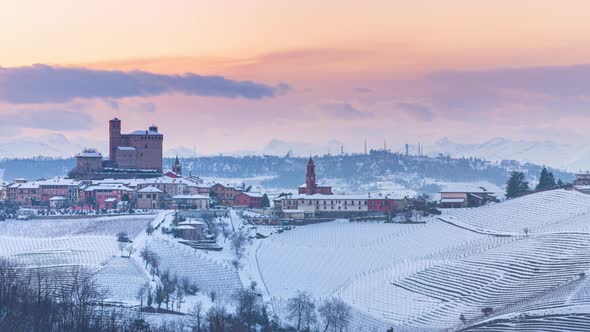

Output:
xmin=251 ymin=189 xmax=590 ymax=331
xmin=3 ymin=189 xmax=590 ymax=330
xmin=0 ymin=214 xmax=155 ymax=288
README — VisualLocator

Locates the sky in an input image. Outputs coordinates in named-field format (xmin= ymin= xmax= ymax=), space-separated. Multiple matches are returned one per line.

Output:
xmin=1 ymin=0 xmax=590 ymax=157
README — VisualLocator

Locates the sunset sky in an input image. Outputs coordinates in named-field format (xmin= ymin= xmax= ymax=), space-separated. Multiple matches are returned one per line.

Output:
xmin=2 ymin=0 xmax=590 ymax=156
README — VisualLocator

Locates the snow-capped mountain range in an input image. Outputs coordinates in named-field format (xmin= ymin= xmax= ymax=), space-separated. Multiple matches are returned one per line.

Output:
xmin=426 ymin=137 xmax=590 ymax=172
xmin=0 ymin=135 xmax=587 ymax=172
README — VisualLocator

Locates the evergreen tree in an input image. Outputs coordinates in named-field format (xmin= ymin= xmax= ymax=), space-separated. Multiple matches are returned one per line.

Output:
xmin=262 ymin=194 xmax=271 ymax=208
xmin=506 ymin=171 xmax=529 ymax=199
xmin=536 ymin=167 xmax=556 ymax=191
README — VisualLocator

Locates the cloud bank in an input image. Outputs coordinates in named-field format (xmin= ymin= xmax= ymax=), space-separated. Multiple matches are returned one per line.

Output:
xmin=0 ymin=64 xmax=285 ymax=103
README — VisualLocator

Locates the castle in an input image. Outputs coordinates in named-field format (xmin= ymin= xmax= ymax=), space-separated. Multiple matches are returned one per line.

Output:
xmin=108 ymin=118 xmax=163 ymax=171
xmin=74 ymin=118 xmax=164 ymax=179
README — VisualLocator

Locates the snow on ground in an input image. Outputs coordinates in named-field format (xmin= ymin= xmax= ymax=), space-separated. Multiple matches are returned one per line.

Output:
xmin=94 ymin=257 xmax=150 ymax=304
xmin=145 ymin=237 xmax=242 ymax=303
xmin=441 ymin=189 xmax=590 ymax=235
xmin=248 ymin=189 xmax=590 ymax=331
xmin=0 ymin=214 xmax=155 ymax=238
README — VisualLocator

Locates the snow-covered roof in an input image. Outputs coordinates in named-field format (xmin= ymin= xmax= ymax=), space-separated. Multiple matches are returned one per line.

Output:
xmin=178 ymin=220 xmax=206 ymax=226
xmin=104 ymin=198 xmax=118 ymax=202
xmin=172 ymin=194 xmax=210 ymax=200
xmin=284 ymin=194 xmax=371 ymax=200
xmin=76 ymin=152 xmax=102 ymax=158
xmin=117 ymin=146 xmax=136 ymax=151
xmin=38 ymin=178 xmax=81 ymax=187
xmin=85 ymin=184 xmax=131 ymax=192
xmin=440 ymin=186 xmax=492 ymax=194
xmin=137 ymin=186 xmax=162 ymax=193
xmin=282 ymin=193 xmax=408 ymax=200
xmin=238 ymin=192 xmax=264 ymax=198
xmin=49 ymin=196 xmax=66 ymax=201
xmin=126 ymin=130 xmax=162 ymax=136
xmin=282 ymin=209 xmax=305 ymax=213
xmin=18 ymin=182 xmax=40 ymax=189
xmin=175 ymin=225 xmax=197 ymax=230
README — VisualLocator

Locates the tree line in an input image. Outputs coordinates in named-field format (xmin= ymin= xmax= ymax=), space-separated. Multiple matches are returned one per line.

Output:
xmin=506 ymin=167 xmax=569 ymax=199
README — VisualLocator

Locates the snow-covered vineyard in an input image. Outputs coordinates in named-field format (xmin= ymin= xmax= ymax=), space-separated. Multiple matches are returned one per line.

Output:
xmin=2 ymin=189 xmax=590 ymax=330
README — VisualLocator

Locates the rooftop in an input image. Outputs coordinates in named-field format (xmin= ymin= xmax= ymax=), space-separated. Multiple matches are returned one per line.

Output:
xmin=137 ymin=186 xmax=163 ymax=193
xmin=126 ymin=130 xmax=162 ymax=136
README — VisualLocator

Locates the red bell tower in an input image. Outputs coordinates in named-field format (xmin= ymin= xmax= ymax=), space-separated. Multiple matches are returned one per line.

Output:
xmin=305 ymin=157 xmax=317 ymax=192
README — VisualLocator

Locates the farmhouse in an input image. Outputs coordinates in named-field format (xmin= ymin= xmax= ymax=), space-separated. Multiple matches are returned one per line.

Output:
xmin=439 ymin=186 xmax=496 ymax=208
xmin=233 ymin=192 xmax=264 ymax=208
xmin=211 ymin=183 xmax=243 ymax=205
xmin=171 ymin=195 xmax=211 ymax=210
xmin=136 ymin=186 xmax=163 ymax=209
xmin=174 ymin=220 xmax=205 ymax=240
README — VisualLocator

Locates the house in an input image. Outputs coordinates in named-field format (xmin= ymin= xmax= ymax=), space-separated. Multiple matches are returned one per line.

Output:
xmin=439 ymin=187 xmax=496 ymax=208
xmin=211 ymin=183 xmax=243 ymax=205
xmin=0 ymin=181 xmax=8 ymax=201
xmin=575 ymin=171 xmax=590 ymax=186
xmin=171 ymin=195 xmax=211 ymax=210
xmin=83 ymin=183 xmax=132 ymax=209
xmin=174 ymin=220 xmax=205 ymax=241
xmin=233 ymin=192 xmax=264 ymax=208
xmin=136 ymin=186 xmax=163 ymax=209
xmin=367 ymin=193 xmax=410 ymax=213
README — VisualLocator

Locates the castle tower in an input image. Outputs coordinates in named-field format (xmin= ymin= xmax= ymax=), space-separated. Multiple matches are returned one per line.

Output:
xmin=109 ymin=118 xmax=121 ymax=163
xmin=305 ymin=157 xmax=317 ymax=192
xmin=172 ymin=156 xmax=182 ymax=175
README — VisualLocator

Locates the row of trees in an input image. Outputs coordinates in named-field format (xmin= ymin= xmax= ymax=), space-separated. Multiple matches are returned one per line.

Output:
xmin=506 ymin=167 xmax=568 ymax=199
xmin=0 ymin=257 xmax=360 ymax=332
xmin=0 ymin=258 xmax=148 ymax=332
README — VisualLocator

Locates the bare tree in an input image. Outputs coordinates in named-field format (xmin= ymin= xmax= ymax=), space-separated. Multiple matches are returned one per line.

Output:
xmin=124 ymin=244 xmax=136 ymax=258
xmin=233 ymin=282 xmax=262 ymax=331
xmin=287 ymin=290 xmax=317 ymax=331
xmin=230 ymin=227 xmax=251 ymax=265
xmin=186 ymin=301 xmax=205 ymax=332
xmin=137 ymin=282 xmax=150 ymax=308
xmin=319 ymin=298 xmax=351 ymax=332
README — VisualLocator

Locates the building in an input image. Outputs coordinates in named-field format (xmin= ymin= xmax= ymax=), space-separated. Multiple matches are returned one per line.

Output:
xmin=136 ymin=186 xmax=163 ymax=209
xmin=83 ymin=183 xmax=132 ymax=210
xmin=367 ymin=193 xmax=410 ymax=213
xmin=280 ymin=193 xmax=410 ymax=217
xmin=49 ymin=196 xmax=67 ymax=209
xmin=108 ymin=118 xmax=163 ymax=172
xmin=211 ymin=183 xmax=243 ymax=205
xmin=439 ymin=187 xmax=496 ymax=208
xmin=575 ymin=172 xmax=590 ymax=186
xmin=298 ymin=158 xmax=332 ymax=195
xmin=174 ymin=220 xmax=205 ymax=241
xmin=171 ymin=195 xmax=210 ymax=210
xmin=75 ymin=151 xmax=103 ymax=173
xmin=172 ymin=156 xmax=182 ymax=175
xmin=233 ymin=192 xmax=264 ymax=208
xmin=0 ymin=181 xmax=7 ymax=201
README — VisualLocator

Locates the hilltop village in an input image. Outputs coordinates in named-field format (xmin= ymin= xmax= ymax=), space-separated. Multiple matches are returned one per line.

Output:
xmin=1 ymin=118 xmax=589 ymax=222
xmin=3 ymin=119 xmax=590 ymax=331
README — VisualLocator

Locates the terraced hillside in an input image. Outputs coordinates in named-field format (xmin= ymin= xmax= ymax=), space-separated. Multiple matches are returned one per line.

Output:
xmin=256 ymin=189 xmax=590 ymax=331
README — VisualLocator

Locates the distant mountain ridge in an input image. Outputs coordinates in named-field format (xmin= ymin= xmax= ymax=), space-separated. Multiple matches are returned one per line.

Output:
xmin=427 ymin=137 xmax=589 ymax=172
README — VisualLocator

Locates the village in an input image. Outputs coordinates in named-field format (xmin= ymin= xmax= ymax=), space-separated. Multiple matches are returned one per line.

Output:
xmin=1 ymin=118 xmax=589 ymax=224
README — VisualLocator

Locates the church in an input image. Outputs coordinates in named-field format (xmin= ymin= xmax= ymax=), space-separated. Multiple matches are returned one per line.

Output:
xmin=298 ymin=157 xmax=333 ymax=195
